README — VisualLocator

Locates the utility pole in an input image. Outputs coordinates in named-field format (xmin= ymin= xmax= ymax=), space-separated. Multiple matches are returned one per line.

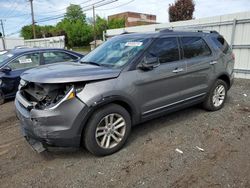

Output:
xmin=29 ymin=0 xmax=36 ymax=39
xmin=81 ymin=0 xmax=118 ymax=49
xmin=92 ymin=6 xmax=96 ymax=48
xmin=0 ymin=19 xmax=6 ymax=50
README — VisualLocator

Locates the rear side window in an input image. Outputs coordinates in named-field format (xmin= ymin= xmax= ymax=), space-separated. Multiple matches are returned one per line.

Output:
xmin=147 ymin=37 xmax=180 ymax=63
xmin=181 ymin=37 xmax=211 ymax=59
xmin=43 ymin=51 xmax=78 ymax=64
xmin=8 ymin=53 xmax=40 ymax=70
xmin=212 ymin=36 xmax=230 ymax=54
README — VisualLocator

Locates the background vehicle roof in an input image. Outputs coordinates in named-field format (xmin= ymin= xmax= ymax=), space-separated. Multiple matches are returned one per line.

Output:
xmin=8 ymin=48 xmax=83 ymax=56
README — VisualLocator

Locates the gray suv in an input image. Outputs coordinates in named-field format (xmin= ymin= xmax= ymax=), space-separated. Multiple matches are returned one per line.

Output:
xmin=15 ymin=30 xmax=235 ymax=156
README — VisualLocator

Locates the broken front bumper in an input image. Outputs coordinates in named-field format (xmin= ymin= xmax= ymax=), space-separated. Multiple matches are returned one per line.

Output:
xmin=15 ymin=91 xmax=89 ymax=151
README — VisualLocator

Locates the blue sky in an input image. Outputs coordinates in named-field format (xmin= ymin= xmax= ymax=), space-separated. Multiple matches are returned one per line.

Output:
xmin=1 ymin=0 xmax=250 ymax=37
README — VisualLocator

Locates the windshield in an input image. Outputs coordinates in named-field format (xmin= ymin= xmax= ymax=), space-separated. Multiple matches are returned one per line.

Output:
xmin=80 ymin=36 xmax=151 ymax=68
xmin=0 ymin=52 xmax=13 ymax=66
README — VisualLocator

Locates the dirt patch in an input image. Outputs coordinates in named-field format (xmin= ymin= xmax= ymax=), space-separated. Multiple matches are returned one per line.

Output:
xmin=0 ymin=79 xmax=249 ymax=188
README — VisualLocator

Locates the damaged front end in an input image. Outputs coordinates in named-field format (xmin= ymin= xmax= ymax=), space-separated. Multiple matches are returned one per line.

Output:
xmin=18 ymin=80 xmax=78 ymax=110
xmin=15 ymin=79 xmax=88 ymax=151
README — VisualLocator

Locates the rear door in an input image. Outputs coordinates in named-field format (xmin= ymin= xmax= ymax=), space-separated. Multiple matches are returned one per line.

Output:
xmin=134 ymin=37 xmax=187 ymax=115
xmin=179 ymin=36 xmax=214 ymax=98
xmin=3 ymin=52 xmax=40 ymax=97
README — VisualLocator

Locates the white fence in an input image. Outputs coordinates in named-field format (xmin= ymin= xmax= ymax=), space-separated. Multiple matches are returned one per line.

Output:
xmin=106 ymin=11 xmax=250 ymax=79
xmin=0 ymin=36 xmax=65 ymax=50
xmin=0 ymin=37 xmax=24 ymax=50
xmin=24 ymin=36 xmax=65 ymax=48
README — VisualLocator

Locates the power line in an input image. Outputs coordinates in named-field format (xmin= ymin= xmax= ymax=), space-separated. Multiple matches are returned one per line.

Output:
xmin=35 ymin=0 xmax=118 ymax=24
xmin=6 ymin=29 xmax=21 ymax=37
xmin=0 ymin=0 xmax=91 ymax=19
xmin=35 ymin=0 xmax=90 ymax=15
xmin=6 ymin=0 xmax=119 ymax=37
xmin=36 ymin=15 xmax=65 ymax=23
xmin=97 ymin=0 xmax=135 ymax=10
xmin=84 ymin=0 xmax=118 ymax=47
xmin=4 ymin=0 xmax=20 ymax=18
xmin=2 ymin=0 xmax=18 ymax=17
xmin=7 ymin=3 xmax=29 ymax=20
xmin=5 ymin=15 xmax=30 ymax=31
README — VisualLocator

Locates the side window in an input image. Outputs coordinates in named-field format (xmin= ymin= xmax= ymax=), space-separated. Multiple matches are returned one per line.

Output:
xmin=8 ymin=53 xmax=40 ymax=70
xmin=212 ymin=36 xmax=230 ymax=54
xmin=181 ymin=37 xmax=211 ymax=59
xmin=43 ymin=51 xmax=78 ymax=64
xmin=147 ymin=37 xmax=180 ymax=63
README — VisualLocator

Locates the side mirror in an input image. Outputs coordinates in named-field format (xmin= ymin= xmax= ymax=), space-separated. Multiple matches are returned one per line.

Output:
xmin=0 ymin=66 xmax=12 ymax=73
xmin=138 ymin=56 xmax=160 ymax=70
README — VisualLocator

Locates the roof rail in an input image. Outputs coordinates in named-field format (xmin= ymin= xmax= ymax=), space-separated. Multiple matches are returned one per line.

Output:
xmin=159 ymin=28 xmax=173 ymax=32
xmin=158 ymin=28 xmax=219 ymax=34
xmin=196 ymin=30 xmax=219 ymax=34
xmin=178 ymin=29 xmax=219 ymax=34
xmin=120 ymin=31 xmax=135 ymax=35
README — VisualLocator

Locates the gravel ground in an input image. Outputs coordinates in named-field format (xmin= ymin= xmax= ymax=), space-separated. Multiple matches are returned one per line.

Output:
xmin=0 ymin=79 xmax=249 ymax=188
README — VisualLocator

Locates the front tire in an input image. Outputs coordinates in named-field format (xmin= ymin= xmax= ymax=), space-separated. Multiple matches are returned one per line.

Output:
xmin=83 ymin=104 xmax=131 ymax=156
xmin=203 ymin=79 xmax=228 ymax=111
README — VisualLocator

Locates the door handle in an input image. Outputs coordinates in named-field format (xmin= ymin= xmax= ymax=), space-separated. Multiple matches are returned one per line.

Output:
xmin=210 ymin=61 xmax=218 ymax=65
xmin=172 ymin=68 xmax=184 ymax=73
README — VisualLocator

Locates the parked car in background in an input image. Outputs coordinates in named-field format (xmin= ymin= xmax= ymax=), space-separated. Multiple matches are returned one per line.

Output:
xmin=14 ymin=45 xmax=30 ymax=49
xmin=0 ymin=50 xmax=8 ymax=55
xmin=0 ymin=48 xmax=83 ymax=104
xmin=15 ymin=30 xmax=234 ymax=156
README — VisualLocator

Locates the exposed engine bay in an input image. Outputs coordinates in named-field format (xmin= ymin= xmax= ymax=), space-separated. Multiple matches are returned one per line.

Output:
xmin=19 ymin=81 xmax=74 ymax=110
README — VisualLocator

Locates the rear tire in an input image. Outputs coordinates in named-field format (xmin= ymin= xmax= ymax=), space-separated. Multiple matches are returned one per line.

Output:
xmin=203 ymin=79 xmax=228 ymax=111
xmin=83 ymin=104 xmax=131 ymax=156
xmin=0 ymin=91 xmax=5 ymax=105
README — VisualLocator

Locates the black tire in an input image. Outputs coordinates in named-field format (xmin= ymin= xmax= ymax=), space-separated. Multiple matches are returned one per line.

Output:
xmin=0 ymin=91 xmax=5 ymax=105
xmin=203 ymin=79 xmax=228 ymax=111
xmin=83 ymin=104 xmax=131 ymax=156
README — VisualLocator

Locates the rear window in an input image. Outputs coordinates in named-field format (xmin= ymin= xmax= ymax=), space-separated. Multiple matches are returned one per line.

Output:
xmin=181 ymin=37 xmax=211 ymax=59
xmin=212 ymin=36 xmax=230 ymax=54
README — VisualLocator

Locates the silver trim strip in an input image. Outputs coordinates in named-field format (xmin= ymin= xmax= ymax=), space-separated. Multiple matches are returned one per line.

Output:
xmin=16 ymin=91 xmax=33 ymax=109
xmin=210 ymin=61 xmax=218 ymax=65
xmin=48 ymin=87 xmax=74 ymax=110
xmin=142 ymin=92 xmax=206 ymax=115
xmin=172 ymin=68 xmax=184 ymax=73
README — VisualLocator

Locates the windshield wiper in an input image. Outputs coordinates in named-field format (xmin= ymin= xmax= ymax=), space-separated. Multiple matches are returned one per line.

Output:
xmin=81 ymin=61 xmax=100 ymax=66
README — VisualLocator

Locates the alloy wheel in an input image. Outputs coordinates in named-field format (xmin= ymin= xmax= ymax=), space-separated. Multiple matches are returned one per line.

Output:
xmin=212 ymin=84 xmax=226 ymax=107
xmin=95 ymin=113 xmax=126 ymax=149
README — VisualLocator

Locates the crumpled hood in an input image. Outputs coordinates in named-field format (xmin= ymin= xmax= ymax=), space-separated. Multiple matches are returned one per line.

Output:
xmin=21 ymin=62 xmax=121 ymax=84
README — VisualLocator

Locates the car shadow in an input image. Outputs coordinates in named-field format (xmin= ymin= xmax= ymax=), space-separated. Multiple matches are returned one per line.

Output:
xmin=42 ymin=105 xmax=204 ymax=160
xmin=39 ymin=95 xmax=233 ymax=159
xmin=127 ymin=106 xmax=203 ymax=146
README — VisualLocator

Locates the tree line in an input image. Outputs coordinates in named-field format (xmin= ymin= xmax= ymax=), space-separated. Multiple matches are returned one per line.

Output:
xmin=21 ymin=4 xmax=125 ymax=48
xmin=21 ymin=0 xmax=195 ymax=48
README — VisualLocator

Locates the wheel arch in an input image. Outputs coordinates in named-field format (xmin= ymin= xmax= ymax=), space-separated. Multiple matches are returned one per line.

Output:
xmin=217 ymin=73 xmax=231 ymax=89
xmin=79 ymin=96 xmax=140 ymax=146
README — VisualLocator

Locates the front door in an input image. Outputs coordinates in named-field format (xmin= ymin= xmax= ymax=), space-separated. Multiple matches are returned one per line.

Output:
xmin=134 ymin=37 xmax=187 ymax=116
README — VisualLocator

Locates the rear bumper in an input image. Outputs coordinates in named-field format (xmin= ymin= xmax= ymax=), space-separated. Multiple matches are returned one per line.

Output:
xmin=15 ymin=93 xmax=89 ymax=150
